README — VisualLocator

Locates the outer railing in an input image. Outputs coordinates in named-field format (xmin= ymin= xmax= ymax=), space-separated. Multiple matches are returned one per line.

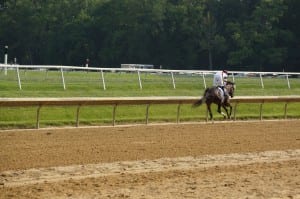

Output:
xmin=1 ymin=64 xmax=300 ymax=90
xmin=0 ymin=96 xmax=300 ymax=129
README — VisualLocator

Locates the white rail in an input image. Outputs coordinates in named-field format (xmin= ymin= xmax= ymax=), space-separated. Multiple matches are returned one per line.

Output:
xmin=1 ymin=64 xmax=299 ymax=90
xmin=0 ymin=96 xmax=299 ymax=129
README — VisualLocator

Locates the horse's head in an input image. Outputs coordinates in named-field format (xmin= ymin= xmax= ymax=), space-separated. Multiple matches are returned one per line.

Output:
xmin=225 ymin=81 xmax=235 ymax=97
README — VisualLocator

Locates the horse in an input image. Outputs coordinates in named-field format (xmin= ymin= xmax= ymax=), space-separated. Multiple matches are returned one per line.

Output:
xmin=192 ymin=81 xmax=235 ymax=120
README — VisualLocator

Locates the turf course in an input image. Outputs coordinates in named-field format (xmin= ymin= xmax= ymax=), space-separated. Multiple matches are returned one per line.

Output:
xmin=0 ymin=69 xmax=300 ymax=129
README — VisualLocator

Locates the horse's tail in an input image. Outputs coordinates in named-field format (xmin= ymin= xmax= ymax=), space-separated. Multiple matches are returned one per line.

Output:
xmin=192 ymin=98 xmax=203 ymax=107
xmin=192 ymin=88 xmax=209 ymax=107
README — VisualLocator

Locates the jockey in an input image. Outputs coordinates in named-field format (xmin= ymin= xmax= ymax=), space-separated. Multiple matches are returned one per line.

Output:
xmin=213 ymin=70 xmax=228 ymax=87
xmin=213 ymin=70 xmax=229 ymax=100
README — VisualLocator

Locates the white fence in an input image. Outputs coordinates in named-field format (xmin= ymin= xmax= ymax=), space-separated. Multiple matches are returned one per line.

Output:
xmin=1 ymin=64 xmax=300 ymax=90
xmin=1 ymin=96 xmax=299 ymax=129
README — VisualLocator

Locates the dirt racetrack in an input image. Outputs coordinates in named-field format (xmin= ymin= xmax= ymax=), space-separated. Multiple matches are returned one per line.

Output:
xmin=0 ymin=120 xmax=300 ymax=198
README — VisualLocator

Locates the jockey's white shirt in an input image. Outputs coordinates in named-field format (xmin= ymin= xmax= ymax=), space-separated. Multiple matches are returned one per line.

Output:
xmin=213 ymin=71 xmax=228 ymax=86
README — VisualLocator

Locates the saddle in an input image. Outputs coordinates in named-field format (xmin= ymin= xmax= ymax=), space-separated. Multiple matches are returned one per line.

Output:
xmin=217 ymin=86 xmax=229 ymax=103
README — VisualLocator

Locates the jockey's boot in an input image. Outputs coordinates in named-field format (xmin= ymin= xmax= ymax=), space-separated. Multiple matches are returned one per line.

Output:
xmin=219 ymin=86 xmax=228 ymax=99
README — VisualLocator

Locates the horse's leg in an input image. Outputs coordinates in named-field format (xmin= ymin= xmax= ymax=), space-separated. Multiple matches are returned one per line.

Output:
xmin=206 ymin=103 xmax=213 ymax=120
xmin=228 ymin=104 xmax=232 ymax=118
xmin=218 ymin=104 xmax=227 ymax=118
xmin=222 ymin=104 xmax=230 ymax=119
xmin=223 ymin=102 xmax=232 ymax=119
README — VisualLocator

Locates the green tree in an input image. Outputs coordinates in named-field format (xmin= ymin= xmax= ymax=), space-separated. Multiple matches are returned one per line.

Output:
xmin=0 ymin=0 xmax=299 ymax=71
xmin=279 ymin=0 xmax=300 ymax=71
xmin=199 ymin=10 xmax=226 ymax=70
xmin=227 ymin=0 xmax=289 ymax=71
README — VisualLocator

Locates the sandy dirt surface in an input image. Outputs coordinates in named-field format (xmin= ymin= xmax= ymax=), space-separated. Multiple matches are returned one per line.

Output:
xmin=0 ymin=120 xmax=300 ymax=198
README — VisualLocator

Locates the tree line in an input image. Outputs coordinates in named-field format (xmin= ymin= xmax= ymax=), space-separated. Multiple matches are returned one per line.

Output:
xmin=0 ymin=0 xmax=299 ymax=71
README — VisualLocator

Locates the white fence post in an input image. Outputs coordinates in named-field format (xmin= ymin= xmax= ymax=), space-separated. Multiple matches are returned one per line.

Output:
xmin=231 ymin=72 xmax=235 ymax=83
xmin=100 ymin=70 xmax=106 ymax=90
xmin=232 ymin=73 xmax=236 ymax=89
xmin=171 ymin=72 xmax=176 ymax=89
xmin=16 ymin=66 xmax=22 ymax=90
xmin=202 ymin=73 xmax=207 ymax=89
xmin=259 ymin=74 xmax=264 ymax=89
xmin=137 ymin=70 xmax=142 ymax=90
xmin=4 ymin=46 xmax=8 ymax=75
xmin=60 ymin=67 xmax=66 ymax=90
xmin=286 ymin=74 xmax=291 ymax=89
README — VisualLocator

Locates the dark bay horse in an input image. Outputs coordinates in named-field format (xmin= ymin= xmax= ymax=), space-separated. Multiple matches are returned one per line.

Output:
xmin=193 ymin=81 xmax=235 ymax=120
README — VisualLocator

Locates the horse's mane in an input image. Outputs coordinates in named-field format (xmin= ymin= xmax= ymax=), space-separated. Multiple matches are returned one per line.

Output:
xmin=226 ymin=81 xmax=235 ymax=85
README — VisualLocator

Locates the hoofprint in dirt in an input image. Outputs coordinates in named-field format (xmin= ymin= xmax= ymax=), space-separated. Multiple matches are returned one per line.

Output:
xmin=0 ymin=120 xmax=299 ymax=198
